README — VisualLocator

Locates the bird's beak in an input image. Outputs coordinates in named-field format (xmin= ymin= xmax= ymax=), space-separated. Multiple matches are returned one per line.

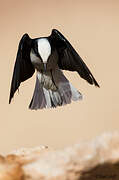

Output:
xmin=43 ymin=63 xmax=47 ymax=71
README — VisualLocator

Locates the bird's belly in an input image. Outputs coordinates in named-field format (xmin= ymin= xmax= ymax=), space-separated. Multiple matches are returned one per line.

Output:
xmin=37 ymin=71 xmax=57 ymax=91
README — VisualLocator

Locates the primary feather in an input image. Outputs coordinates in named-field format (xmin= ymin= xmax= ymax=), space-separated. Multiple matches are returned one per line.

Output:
xmin=50 ymin=29 xmax=100 ymax=87
xmin=9 ymin=34 xmax=35 ymax=104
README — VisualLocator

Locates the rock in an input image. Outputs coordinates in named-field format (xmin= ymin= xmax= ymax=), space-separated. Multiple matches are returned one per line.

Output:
xmin=0 ymin=155 xmax=23 ymax=180
xmin=1 ymin=132 xmax=119 ymax=180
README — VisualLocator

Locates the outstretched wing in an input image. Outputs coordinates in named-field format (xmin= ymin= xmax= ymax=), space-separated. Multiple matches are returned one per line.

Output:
xmin=9 ymin=33 xmax=35 ymax=104
xmin=50 ymin=29 xmax=99 ymax=87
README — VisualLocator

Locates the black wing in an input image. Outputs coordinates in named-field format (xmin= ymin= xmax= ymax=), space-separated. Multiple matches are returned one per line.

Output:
xmin=9 ymin=33 xmax=35 ymax=104
xmin=50 ymin=29 xmax=99 ymax=87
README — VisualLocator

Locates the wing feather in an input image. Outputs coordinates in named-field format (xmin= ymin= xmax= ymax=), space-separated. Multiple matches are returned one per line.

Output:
xmin=50 ymin=29 xmax=99 ymax=87
xmin=9 ymin=34 xmax=35 ymax=104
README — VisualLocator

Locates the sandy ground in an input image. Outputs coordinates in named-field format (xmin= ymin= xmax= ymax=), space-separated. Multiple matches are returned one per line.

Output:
xmin=0 ymin=0 xmax=119 ymax=154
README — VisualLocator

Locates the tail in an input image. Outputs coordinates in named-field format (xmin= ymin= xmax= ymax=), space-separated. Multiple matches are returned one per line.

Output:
xmin=29 ymin=69 xmax=82 ymax=110
xmin=29 ymin=77 xmax=46 ymax=110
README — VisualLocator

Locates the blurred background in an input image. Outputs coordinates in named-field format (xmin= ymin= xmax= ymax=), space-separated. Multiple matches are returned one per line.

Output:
xmin=0 ymin=0 xmax=119 ymax=154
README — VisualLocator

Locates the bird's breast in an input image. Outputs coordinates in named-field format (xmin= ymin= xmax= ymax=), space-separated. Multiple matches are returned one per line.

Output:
xmin=30 ymin=50 xmax=41 ymax=64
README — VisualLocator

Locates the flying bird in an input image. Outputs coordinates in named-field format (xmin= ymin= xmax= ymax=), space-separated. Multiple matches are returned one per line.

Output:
xmin=9 ymin=29 xmax=99 ymax=110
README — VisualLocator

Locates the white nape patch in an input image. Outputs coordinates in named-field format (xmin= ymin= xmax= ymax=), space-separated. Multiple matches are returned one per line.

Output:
xmin=37 ymin=38 xmax=51 ymax=63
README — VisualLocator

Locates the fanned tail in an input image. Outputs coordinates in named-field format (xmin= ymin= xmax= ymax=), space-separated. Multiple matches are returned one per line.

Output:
xmin=29 ymin=69 xmax=82 ymax=110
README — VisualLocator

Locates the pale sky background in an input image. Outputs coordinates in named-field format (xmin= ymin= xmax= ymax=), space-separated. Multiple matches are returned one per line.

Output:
xmin=0 ymin=0 xmax=119 ymax=154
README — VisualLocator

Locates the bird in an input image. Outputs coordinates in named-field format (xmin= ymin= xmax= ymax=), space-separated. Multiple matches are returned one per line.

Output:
xmin=9 ymin=29 xmax=99 ymax=110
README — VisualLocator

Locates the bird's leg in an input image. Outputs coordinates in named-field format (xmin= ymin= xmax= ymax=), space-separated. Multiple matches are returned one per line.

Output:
xmin=50 ymin=69 xmax=58 ymax=90
xmin=50 ymin=69 xmax=63 ymax=105
xmin=40 ymin=70 xmax=45 ymax=86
